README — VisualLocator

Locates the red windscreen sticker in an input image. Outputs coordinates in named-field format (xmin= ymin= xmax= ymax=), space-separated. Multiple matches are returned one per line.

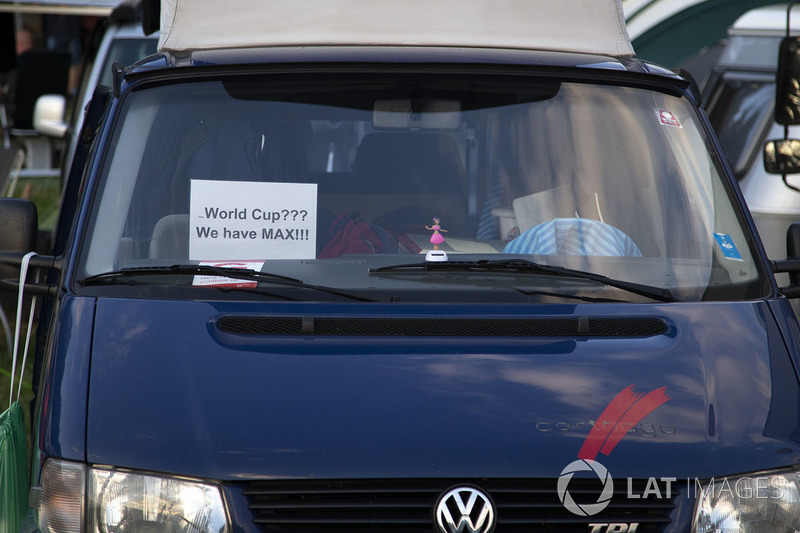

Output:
xmin=655 ymin=109 xmax=682 ymax=128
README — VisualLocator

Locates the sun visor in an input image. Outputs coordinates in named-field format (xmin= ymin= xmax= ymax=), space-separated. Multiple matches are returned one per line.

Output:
xmin=158 ymin=0 xmax=634 ymax=58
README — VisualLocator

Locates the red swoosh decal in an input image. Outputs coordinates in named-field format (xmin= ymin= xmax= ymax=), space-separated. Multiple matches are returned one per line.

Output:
xmin=578 ymin=385 xmax=669 ymax=461
xmin=599 ymin=387 xmax=670 ymax=456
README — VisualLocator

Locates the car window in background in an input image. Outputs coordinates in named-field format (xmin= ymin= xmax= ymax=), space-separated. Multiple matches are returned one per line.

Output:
xmin=706 ymin=73 xmax=774 ymax=179
xmin=97 ymin=37 xmax=156 ymax=87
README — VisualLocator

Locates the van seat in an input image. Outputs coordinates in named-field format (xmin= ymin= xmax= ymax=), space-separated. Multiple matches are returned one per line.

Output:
xmin=149 ymin=214 xmax=189 ymax=260
xmin=319 ymin=132 xmax=468 ymax=233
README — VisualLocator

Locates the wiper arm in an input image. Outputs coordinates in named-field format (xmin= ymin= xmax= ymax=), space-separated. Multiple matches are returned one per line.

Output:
xmin=369 ymin=259 xmax=680 ymax=302
xmin=81 ymin=264 xmax=376 ymax=302
xmin=83 ymin=264 xmax=303 ymax=284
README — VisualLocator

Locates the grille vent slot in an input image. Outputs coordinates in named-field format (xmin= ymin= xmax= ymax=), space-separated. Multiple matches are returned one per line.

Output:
xmin=217 ymin=316 xmax=667 ymax=337
xmin=241 ymin=478 xmax=676 ymax=533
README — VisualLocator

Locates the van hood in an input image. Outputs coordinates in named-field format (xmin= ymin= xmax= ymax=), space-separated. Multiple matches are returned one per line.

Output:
xmin=86 ymin=298 xmax=800 ymax=481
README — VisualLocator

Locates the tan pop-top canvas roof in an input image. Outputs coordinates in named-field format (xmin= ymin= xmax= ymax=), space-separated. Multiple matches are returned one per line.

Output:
xmin=158 ymin=0 xmax=635 ymax=57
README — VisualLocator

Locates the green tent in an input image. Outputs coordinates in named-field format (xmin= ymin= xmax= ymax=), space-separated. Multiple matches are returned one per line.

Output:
xmin=1 ymin=253 xmax=38 ymax=533
xmin=0 ymin=401 xmax=28 ymax=533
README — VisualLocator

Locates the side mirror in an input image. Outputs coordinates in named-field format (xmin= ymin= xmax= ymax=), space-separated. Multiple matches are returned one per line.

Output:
xmin=0 ymin=198 xmax=37 ymax=292
xmin=774 ymin=222 xmax=800 ymax=297
xmin=33 ymin=94 xmax=67 ymax=138
xmin=764 ymin=139 xmax=800 ymax=174
xmin=788 ymin=222 xmax=800 ymax=288
xmin=0 ymin=198 xmax=37 ymax=253
xmin=776 ymin=36 xmax=800 ymax=125
xmin=0 ymin=199 xmax=59 ymax=297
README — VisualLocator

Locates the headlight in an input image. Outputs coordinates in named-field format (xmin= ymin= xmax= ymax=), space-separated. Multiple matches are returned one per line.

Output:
xmin=693 ymin=471 xmax=800 ymax=532
xmin=35 ymin=459 xmax=229 ymax=533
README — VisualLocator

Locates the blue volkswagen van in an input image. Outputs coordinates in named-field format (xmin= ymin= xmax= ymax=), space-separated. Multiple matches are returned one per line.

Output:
xmin=3 ymin=1 xmax=800 ymax=532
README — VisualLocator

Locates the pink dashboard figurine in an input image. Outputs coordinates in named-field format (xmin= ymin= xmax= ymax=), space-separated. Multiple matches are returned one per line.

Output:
xmin=426 ymin=217 xmax=448 ymax=250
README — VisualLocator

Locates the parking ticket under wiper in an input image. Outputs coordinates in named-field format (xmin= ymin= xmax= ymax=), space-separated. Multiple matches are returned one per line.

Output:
xmin=81 ymin=264 xmax=376 ymax=302
xmin=369 ymin=259 xmax=680 ymax=302
xmin=82 ymin=264 xmax=301 ymax=284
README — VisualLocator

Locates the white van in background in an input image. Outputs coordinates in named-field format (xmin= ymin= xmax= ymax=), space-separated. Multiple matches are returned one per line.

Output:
xmin=703 ymin=3 xmax=800 ymax=285
xmin=39 ymin=0 xmax=158 ymax=188
xmin=622 ymin=0 xmax=777 ymax=80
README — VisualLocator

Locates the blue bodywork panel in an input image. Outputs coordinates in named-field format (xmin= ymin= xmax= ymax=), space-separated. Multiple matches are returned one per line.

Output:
xmin=37 ymin=297 xmax=795 ymax=482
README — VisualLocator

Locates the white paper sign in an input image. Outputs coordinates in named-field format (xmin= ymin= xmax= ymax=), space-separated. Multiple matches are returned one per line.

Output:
xmin=190 ymin=180 xmax=317 ymax=260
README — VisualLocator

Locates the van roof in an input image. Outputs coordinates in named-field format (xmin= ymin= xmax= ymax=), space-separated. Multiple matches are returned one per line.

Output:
xmin=157 ymin=0 xmax=635 ymax=58
xmin=729 ymin=3 xmax=800 ymax=36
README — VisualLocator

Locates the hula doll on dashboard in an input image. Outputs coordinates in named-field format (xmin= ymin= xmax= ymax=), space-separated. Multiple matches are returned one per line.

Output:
xmin=426 ymin=217 xmax=448 ymax=250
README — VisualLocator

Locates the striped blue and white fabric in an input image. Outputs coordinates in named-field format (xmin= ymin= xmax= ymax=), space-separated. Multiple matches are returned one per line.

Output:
xmin=476 ymin=172 xmax=503 ymax=239
xmin=502 ymin=218 xmax=642 ymax=257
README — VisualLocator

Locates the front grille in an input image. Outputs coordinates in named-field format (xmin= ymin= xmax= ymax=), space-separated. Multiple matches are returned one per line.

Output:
xmin=242 ymin=478 xmax=676 ymax=533
xmin=217 ymin=316 xmax=668 ymax=337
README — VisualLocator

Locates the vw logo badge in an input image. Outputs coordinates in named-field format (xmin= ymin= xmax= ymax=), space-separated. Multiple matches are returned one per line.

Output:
xmin=435 ymin=486 xmax=496 ymax=533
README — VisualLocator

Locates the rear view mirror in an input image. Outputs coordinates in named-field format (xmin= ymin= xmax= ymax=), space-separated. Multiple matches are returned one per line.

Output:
xmin=373 ymin=99 xmax=461 ymax=130
xmin=776 ymin=36 xmax=800 ymax=125
xmin=764 ymin=139 xmax=800 ymax=174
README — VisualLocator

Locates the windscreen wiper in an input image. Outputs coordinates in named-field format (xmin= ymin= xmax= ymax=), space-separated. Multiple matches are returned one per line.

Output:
xmin=81 ymin=264 xmax=376 ymax=302
xmin=369 ymin=258 xmax=680 ymax=302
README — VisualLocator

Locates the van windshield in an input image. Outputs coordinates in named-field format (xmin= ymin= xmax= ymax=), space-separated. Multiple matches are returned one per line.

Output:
xmin=77 ymin=72 xmax=768 ymax=303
